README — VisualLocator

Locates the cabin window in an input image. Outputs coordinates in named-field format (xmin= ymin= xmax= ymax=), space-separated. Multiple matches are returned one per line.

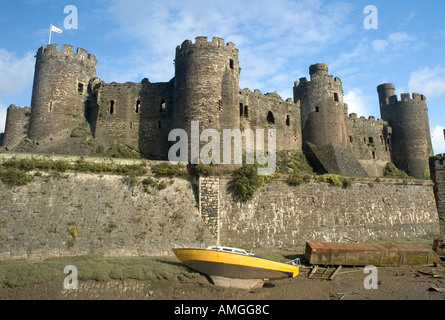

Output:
xmin=110 ymin=100 xmax=115 ymax=115
xmin=267 ymin=111 xmax=275 ymax=124
xmin=78 ymin=82 xmax=84 ymax=93
xmin=135 ymin=100 xmax=141 ymax=114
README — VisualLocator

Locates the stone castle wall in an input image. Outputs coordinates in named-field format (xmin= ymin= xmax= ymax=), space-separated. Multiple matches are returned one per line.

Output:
xmin=0 ymin=153 xmax=441 ymax=261
xmin=219 ymin=178 xmax=440 ymax=248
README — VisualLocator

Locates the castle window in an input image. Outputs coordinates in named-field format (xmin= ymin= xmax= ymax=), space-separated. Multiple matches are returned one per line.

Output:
xmin=160 ymin=99 xmax=166 ymax=112
xmin=130 ymin=122 xmax=133 ymax=129
xmin=48 ymin=101 xmax=53 ymax=112
xmin=333 ymin=92 xmax=339 ymax=102
xmin=244 ymin=106 xmax=249 ymax=117
xmin=218 ymin=100 xmax=223 ymax=112
xmin=158 ymin=121 xmax=162 ymax=129
xmin=372 ymin=151 xmax=376 ymax=160
xmin=239 ymin=103 xmax=244 ymax=117
xmin=110 ymin=100 xmax=116 ymax=115
xmin=350 ymin=136 xmax=353 ymax=143
xmin=229 ymin=59 xmax=234 ymax=69
xmin=314 ymin=106 xmax=319 ymax=113
xmin=78 ymin=82 xmax=84 ymax=93
xmin=368 ymin=137 xmax=374 ymax=144
xmin=135 ymin=100 xmax=141 ymax=114
xmin=267 ymin=111 xmax=275 ymax=124
xmin=286 ymin=115 xmax=290 ymax=126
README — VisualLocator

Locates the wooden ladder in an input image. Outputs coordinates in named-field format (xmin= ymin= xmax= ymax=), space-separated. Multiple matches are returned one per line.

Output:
xmin=308 ymin=265 xmax=342 ymax=280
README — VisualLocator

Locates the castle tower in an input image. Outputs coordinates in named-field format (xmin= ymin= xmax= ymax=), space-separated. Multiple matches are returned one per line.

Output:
xmin=378 ymin=83 xmax=433 ymax=179
xmin=2 ymin=105 xmax=31 ymax=150
xmin=28 ymin=44 xmax=97 ymax=140
xmin=294 ymin=63 xmax=348 ymax=147
xmin=173 ymin=36 xmax=240 ymax=163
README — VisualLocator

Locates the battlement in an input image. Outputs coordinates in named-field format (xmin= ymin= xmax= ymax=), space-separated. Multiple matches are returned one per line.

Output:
xmin=348 ymin=113 xmax=387 ymax=125
xmin=388 ymin=93 xmax=427 ymax=105
xmin=37 ymin=44 xmax=97 ymax=63
xmin=176 ymin=36 xmax=237 ymax=55
xmin=431 ymin=154 xmax=445 ymax=168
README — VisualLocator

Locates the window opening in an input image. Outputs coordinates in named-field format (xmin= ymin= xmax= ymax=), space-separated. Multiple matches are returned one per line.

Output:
xmin=267 ymin=111 xmax=275 ymax=124
xmin=110 ymin=100 xmax=115 ymax=115
xmin=135 ymin=100 xmax=141 ymax=113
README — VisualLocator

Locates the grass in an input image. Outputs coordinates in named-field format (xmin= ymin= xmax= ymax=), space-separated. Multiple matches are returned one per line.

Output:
xmin=0 ymin=255 xmax=199 ymax=287
xmin=0 ymin=235 xmax=442 ymax=288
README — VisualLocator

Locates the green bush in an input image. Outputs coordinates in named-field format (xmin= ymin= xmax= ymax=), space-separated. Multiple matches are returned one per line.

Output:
xmin=315 ymin=174 xmax=351 ymax=188
xmin=194 ymin=163 xmax=216 ymax=176
xmin=383 ymin=163 xmax=411 ymax=179
xmin=233 ymin=163 xmax=265 ymax=201
xmin=0 ymin=168 xmax=33 ymax=187
xmin=151 ymin=162 xmax=187 ymax=177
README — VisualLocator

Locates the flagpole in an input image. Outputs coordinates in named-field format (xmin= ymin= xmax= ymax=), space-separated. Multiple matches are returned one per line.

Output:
xmin=49 ymin=23 xmax=51 ymax=44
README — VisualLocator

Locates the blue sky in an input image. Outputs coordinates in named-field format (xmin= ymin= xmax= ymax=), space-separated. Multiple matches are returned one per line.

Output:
xmin=1 ymin=0 xmax=444 ymax=154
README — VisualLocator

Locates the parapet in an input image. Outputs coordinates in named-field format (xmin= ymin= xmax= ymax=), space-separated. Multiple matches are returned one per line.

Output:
xmin=176 ymin=36 xmax=238 ymax=55
xmin=388 ymin=93 xmax=427 ymax=104
xmin=430 ymin=154 xmax=445 ymax=170
xmin=36 ymin=44 xmax=97 ymax=64
xmin=309 ymin=63 xmax=328 ymax=75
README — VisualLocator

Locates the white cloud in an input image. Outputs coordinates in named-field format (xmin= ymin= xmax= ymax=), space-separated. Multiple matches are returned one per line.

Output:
xmin=431 ymin=125 xmax=445 ymax=155
xmin=0 ymin=49 xmax=35 ymax=95
xmin=0 ymin=102 xmax=7 ymax=133
xmin=371 ymin=39 xmax=388 ymax=53
xmin=388 ymin=32 xmax=416 ymax=44
xmin=408 ymin=66 xmax=445 ymax=99
xmin=343 ymin=88 xmax=373 ymax=118
xmin=104 ymin=0 xmax=356 ymax=92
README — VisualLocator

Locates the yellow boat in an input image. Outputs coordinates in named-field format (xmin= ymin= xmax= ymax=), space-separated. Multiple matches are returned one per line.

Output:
xmin=173 ymin=246 xmax=299 ymax=290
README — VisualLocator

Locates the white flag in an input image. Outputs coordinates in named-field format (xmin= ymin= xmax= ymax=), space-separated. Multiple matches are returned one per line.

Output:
xmin=51 ymin=25 xmax=63 ymax=33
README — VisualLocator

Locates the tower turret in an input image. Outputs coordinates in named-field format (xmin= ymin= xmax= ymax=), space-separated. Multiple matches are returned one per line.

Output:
xmin=378 ymin=83 xmax=433 ymax=179
xmin=294 ymin=63 xmax=348 ymax=147
xmin=28 ymin=44 xmax=97 ymax=140
xmin=173 ymin=36 xmax=240 ymax=163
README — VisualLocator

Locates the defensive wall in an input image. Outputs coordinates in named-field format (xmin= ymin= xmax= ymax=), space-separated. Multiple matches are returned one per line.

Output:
xmin=0 ymin=153 xmax=441 ymax=261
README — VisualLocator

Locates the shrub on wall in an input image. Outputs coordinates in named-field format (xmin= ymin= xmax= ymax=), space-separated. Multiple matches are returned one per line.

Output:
xmin=383 ymin=163 xmax=411 ymax=179
xmin=233 ymin=162 xmax=265 ymax=201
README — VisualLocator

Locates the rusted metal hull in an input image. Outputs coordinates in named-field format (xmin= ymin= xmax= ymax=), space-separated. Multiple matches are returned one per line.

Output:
xmin=305 ymin=241 xmax=440 ymax=266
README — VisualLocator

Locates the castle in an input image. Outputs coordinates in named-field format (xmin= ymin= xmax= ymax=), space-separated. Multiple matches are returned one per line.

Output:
xmin=0 ymin=36 xmax=434 ymax=179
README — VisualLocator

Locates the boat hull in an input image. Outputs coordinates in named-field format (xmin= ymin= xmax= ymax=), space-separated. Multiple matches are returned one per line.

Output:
xmin=173 ymin=248 xmax=299 ymax=283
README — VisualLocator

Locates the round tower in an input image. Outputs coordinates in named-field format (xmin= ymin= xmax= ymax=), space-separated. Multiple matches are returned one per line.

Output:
xmin=28 ymin=44 xmax=97 ymax=140
xmin=173 ymin=36 xmax=240 ymax=163
xmin=377 ymin=83 xmax=395 ymax=121
xmin=378 ymin=83 xmax=433 ymax=179
xmin=3 ymin=105 xmax=31 ymax=149
xmin=294 ymin=63 xmax=348 ymax=147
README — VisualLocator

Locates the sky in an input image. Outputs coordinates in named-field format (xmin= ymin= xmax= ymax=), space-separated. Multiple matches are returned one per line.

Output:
xmin=1 ymin=0 xmax=444 ymax=154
